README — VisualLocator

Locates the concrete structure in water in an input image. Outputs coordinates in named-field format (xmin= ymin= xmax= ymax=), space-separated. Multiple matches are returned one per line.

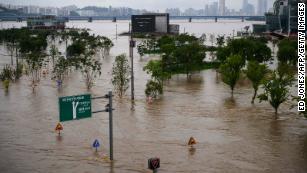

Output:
xmin=27 ymin=15 xmax=65 ymax=29
xmin=131 ymin=13 xmax=179 ymax=34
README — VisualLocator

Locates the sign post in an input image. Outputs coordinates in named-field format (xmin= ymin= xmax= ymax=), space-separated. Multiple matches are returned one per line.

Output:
xmin=58 ymin=92 xmax=114 ymax=161
xmin=108 ymin=91 xmax=114 ymax=161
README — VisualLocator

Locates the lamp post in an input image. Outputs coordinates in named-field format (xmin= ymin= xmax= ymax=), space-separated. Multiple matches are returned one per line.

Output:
xmin=129 ymin=23 xmax=135 ymax=101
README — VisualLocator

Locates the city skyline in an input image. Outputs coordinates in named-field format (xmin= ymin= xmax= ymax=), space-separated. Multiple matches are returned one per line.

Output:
xmin=2 ymin=0 xmax=274 ymax=11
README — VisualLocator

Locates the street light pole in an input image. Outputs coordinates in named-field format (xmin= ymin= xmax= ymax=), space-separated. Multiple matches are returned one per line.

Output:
xmin=108 ymin=91 xmax=113 ymax=161
xmin=129 ymin=23 xmax=135 ymax=101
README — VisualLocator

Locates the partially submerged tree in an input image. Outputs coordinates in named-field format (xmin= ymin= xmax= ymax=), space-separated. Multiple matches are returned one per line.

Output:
xmin=112 ymin=54 xmax=130 ymax=98
xmin=49 ymin=45 xmax=60 ymax=66
xmin=277 ymin=39 xmax=297 ymax=65
xmin=216 ymin=35 xmax=225 ymax=47
xmin=67 ymin=31 xmax=113 ymax=90
xmin=145 ymin=80 xmax=163 ymax=98
xmin=258 ymin=64 xmax=294 ymax=114
xmin=245 ymin=61 xmax=269 ymax=104
xmin=0 ymin=65 xmax=14 ymax=91
xmin=52 ymin=56 xmax=71 ymax=87
xmin=216 ymin=37 xmax=271 ymax=64
xmin=25 ymin=52 xmax=45 ymax=90
xmin=219 ymin=54 xmax=244 ymax=96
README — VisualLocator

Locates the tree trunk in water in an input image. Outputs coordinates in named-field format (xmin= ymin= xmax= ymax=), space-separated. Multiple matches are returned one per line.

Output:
xmin=251 ymin=89 xmax=257 ymax=104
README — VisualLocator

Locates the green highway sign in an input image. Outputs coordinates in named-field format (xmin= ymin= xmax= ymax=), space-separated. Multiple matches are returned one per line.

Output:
xmin=59 ymin=94 xmax=92 ymax=122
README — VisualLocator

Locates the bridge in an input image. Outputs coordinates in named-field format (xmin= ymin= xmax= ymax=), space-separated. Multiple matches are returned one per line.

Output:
xmin=0 ymin=15 xmax=265 ymax=22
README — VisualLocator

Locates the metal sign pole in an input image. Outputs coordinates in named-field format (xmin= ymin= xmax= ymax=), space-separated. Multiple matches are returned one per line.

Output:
xmin=108 ymin=91 xmax=114 ymax=161
xmin=129 ymin=23 xmax=135 ymax=101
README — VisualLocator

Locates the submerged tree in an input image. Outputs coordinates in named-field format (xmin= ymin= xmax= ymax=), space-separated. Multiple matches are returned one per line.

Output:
xmin=216 ymin=37 xmax=271 ymax=64
xmin=216 ymin=35 xmax=225 ymax=47
xmin=67 ymin=31 xmax=112 ymax=90
xmin=25 ymin=52 xmax=45 ymax=90
xmin=277 ymin=39 xmax=297 ymax=65
xmin=52 ymin=56 xmax=71 ymax=87
xmin=219 ymin=55 xmax=244 ymax=96
xmin=258 ymin=64 xmax=294 ymax=114
xmin=0 ymin=65 xmax=14 ymax=91
xmin=145 ymin=80 xmax=163 ymax=98
xmin=49 ymin=45 xmax=60 ymax=66
xmin=112 ymin=54 xmax=130 ymax=98
xmin=245 ymin=61 xmax=269 ymax=104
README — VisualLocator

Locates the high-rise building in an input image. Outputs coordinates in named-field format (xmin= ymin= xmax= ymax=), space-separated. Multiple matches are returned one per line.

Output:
xmin=210 ymin=2 xmax=219 ymax=16
xmin=242 ymin=0 xmax=248 ymax=11
xmin=242 ymin=0 xmax=255 ymax=15
xmin=219 ymin=0 xmax=226 ymax=16
xmin=257 ymin=0 xmax=267 ymax=15
xmin=265 ymin=0 xmax=300 ymax=34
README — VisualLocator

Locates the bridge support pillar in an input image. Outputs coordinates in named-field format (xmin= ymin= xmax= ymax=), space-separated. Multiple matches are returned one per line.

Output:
xmin=112 ymin=17 xmax=117 ymax=22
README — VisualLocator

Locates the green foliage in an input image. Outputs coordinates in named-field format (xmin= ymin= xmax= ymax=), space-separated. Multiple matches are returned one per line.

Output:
xmin=0 ymin=28 xmax=112 ymax=91
xmin=145 ymin=80 xmax=163 ymax=98
xmin=25 ymin=52 xmax=45 ymax=87
xmin=0 ymin=65 xmax=14 ymax=91
xmin=52 ymin=56 xmax=72 ymax=86
xmin=258 ymin=64 xmax=295 ymax=114
xmin=144 ymin=60 xmax=171 ymax=83
xmin=112 ymin=54 xmax=130 ymax=98
xmin=173 ymin=42 xmax=206 ymax=77
xmin=141 ymin=34 xmax=206 ymax=79
xmin=199 ymin=33 xmax=207 ymax=43
xmin=137 ymin=39 xmax=158 ymax=56
xmin=67 ymin=31 xmax=111 ymax=89
xmin=245 ymin=61 xmax=269 ymax=103
xmin=50 ymin=45 xmax=60 ymax=65
xmin=216 ymin=37 xmax=272 ymax=64
xmin=277 ymin=39 xmax=297 ymax=65
xmin=0 ymin=65 xmax=14 ymax=82
xmin=66 ymin=40 xmax=86 ymax=57
xmin=219 ymin=55 xmax=244 ymax=96
xmin=216 ymin=35 xmax=225 ymax=47
xmin=75 ymin=54 xmax=102 ymax=90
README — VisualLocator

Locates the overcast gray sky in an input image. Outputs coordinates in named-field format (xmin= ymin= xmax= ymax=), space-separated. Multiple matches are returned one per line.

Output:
xmin=2 ymin=0 xmax=274 ymax=11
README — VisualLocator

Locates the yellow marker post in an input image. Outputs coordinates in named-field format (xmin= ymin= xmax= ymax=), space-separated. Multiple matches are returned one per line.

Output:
xmin=55 ymin=123 xmax=63 ymax=136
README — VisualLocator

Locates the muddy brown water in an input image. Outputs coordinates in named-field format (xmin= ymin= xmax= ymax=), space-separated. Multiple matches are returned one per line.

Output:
xmin=0 ymin=20 xmax=306 ymax=173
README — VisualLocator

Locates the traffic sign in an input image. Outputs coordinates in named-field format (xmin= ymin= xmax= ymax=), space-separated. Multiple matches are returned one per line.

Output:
xmin=93 ymin=139 xmax=100 ymax=148
xmin=148 ymin=158 xmax=160 ymax=170
xmin=59 ymin=94 xmax=92 ymax=122
xmin=93 ymin=139 xmax=100 ymax=152
xmin=55 ymin=123 xmax=63 ymax=131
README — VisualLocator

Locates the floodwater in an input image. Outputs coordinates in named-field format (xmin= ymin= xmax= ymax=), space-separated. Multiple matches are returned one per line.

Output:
xmin=0 ymin=20 xmax=306 ymax=173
